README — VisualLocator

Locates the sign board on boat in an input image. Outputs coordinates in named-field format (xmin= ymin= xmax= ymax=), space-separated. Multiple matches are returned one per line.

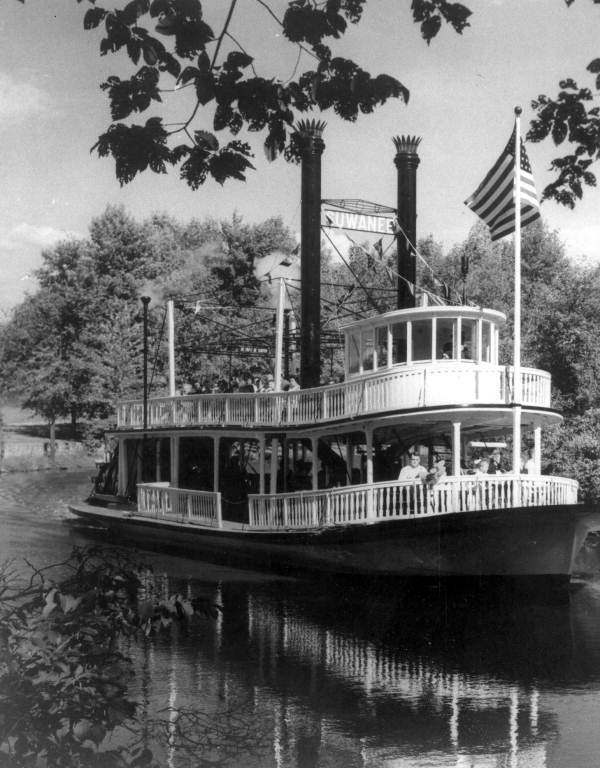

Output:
xmin=322 ymin=209 xmax=397 ymax=235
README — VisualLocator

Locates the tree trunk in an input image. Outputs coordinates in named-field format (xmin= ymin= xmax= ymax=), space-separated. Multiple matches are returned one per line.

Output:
xmin=49 ymin=420 xmax=56 ymax=463
xmin=71 ymin=405 xmax=77 ymax=439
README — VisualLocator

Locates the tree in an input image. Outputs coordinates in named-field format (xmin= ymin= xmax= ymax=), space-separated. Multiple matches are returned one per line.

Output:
xmin=0 ymin=546 xmax=219 ymax=767
xmin=32 ymin=0 xmax=476 ymax=189
xmin=15 ymin=0 xmax=597 ymax=205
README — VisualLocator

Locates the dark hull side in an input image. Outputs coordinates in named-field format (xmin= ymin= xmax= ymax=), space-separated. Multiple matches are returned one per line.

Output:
xmin=68 ymin=501 xmax=600 ymax=584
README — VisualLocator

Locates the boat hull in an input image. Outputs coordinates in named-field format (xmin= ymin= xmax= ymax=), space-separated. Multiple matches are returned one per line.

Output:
xmin=68 ymin=501 xmax=600 ymax=583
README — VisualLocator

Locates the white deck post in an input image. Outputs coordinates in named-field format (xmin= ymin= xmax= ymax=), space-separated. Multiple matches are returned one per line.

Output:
xmin=365 ymin=426 xmax=374 ymax=520
xmin=259 ymin=435 xmax=266 ymax=495
xmin=270 ymin=437 xmax=279 ymax=494
xmin=451 ymin=422 xmax=461 ymax=476
xmin=534 ymin=425 xmax=542 ymax=473
xmin=451 ymin=422 xmax=461 ymax=512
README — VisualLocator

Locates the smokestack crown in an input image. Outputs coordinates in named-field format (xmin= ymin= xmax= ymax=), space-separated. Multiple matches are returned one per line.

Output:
xmin=392 ymin=135 xmax=422 ymax=156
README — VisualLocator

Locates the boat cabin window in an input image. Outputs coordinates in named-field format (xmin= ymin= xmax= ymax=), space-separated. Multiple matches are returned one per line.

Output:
xmin=391 ymin=322 xmax=407 ymax=365
xmin=376 ymin=326 xmax=388 ymax=368
xmin=361 ymin=329 xmax=374 ymax=371
xmin=436 ymin=318 xmax=456 ymax=359
xmin=348 ymin=333 xmax=360 ymax=374
xmin=412 ymin=319 xmax=432 ymax=362
xmin=460 ymin=318 xmax=477 ymax=360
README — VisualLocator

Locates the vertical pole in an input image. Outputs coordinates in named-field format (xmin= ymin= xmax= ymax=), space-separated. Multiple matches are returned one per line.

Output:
xmin=365 ymin=427 xmax=374 ymax=521
xmin=141 ymin=296 xmax=151 ymax=432
xmin=170 ymin=436 xmax=179 ymax=486
xmin=311 ymin=436 xmax=319 ymax=492
xmin=167 ymin=299 xmax=176 ymax=397
xmin=512 ymin=107 xmax=523 ymax=478
xmin=118 ymin=438 xmax=128 ymax=496
xmin=296 ymin=120 xmax=326 ymax=388
xmin=283 ymin=308 xmax=291 ymax=380
xmin=393 ymin=136 xmax=421 ymax=309
xmin=259 ymin=435 xmax=266 ymax=495
xmin=213 ymin=436 xmax=220 ymax=492
xmin=274 ymin=278 xmax=286 ymax=391
xmin=270 ymin=438 xmax=279 ymax=494
xmin=534 ymin=425 xmax=542 ymax=473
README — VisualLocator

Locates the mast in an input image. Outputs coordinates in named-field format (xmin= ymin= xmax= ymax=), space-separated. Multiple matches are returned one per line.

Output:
xmin=393 ymin=136 xmax=421 ymax=309
xmin=296 ymin=120 xmax=326 ymax=389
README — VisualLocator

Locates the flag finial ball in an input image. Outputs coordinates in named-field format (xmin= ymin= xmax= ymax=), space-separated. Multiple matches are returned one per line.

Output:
xmin=514 ymin=106 xmax=522 ymax=116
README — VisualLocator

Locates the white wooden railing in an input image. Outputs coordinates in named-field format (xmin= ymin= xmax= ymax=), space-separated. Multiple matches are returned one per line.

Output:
xmin=135 ymin=475 xmax=577 ymax=531
xmin=137 ymin=482 xmax=222 ymax=528
xmin=248 ymin=475 xmax=578 ymax=530
xmin=117 ymin=364 xmax=552 ymax=430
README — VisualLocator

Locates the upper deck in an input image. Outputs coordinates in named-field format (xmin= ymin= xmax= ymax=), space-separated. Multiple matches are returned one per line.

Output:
xmin=116 ymin=305 xmax=554 ymax=432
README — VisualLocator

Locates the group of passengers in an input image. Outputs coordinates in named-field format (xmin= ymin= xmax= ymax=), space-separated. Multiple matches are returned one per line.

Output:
xmin=397 ymin=447 xmax=536 ymax=483
xmin=178 ymin=370 xmax=342 ymax=396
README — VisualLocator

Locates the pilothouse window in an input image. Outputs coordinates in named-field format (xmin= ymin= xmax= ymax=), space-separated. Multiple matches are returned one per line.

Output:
xmin=461 ymin=319 xmax=477 ymax=360
xmin=348 ymin=333 xmax=360 ymax=374
xmin=376 ymin=326 xmax=388 ymax=368
xmin=412 ymin=319 xmax=432 ymax=361
xmin=482 ymin=321 xmax=492 ymax=363
xmin=391 ymin=322 xmax=407 ymax=364
xmin=436 ymin=318 xmax=456 ymax=359
xmin=361 ymin=329 xmax=374 ymax=371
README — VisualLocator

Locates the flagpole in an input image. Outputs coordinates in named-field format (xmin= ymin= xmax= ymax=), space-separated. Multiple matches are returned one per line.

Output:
xmin=512 ymin=106 xmax=522 ymax=477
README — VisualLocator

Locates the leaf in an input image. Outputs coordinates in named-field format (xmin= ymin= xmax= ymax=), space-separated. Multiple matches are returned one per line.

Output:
xmin=84 ymin=7 xmax=108 ymax=29
xmin=195 ymin=131 xmax=219 ymax=150
xmin=59 ymin=593 xmax=82 ymax=613
xmin=587 ymin=58 xmax=600 ymax=74
xmin=42 ymin=587 xmax=58 ymax=618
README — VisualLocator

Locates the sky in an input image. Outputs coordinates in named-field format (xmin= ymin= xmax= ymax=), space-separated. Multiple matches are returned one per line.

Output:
xmin=1 ymin=0 xmax=599 ymax=312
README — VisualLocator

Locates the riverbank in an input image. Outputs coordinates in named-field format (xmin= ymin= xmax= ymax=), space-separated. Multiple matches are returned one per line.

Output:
xmin=1 ymin=402 xmax=99 ymax=473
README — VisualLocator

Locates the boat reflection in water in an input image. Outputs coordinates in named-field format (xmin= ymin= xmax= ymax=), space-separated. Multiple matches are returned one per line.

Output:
xmin=126 ymin=571 xmax=600 ymax=767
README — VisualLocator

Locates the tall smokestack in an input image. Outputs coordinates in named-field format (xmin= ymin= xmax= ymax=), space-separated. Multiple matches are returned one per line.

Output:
xmin=393 ymin=136 xmax=421 ymax=309
xmin=296 ymin=120 xmax=326 ymax=388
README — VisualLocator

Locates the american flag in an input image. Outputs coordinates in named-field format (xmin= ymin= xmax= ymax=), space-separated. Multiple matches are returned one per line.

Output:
xmin=464 ymin=128 xmax=540 ymax=242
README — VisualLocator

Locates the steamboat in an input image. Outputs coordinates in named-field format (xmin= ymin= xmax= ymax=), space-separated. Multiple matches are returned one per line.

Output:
xmin=69 ymin=123 xmax=600 ymax=587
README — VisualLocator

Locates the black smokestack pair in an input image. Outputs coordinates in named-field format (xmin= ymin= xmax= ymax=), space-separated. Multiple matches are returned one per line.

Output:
xmin=296 ymin=124 xmax=421 ymax=387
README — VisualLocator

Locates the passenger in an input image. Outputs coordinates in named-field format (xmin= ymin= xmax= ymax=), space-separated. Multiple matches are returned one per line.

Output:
xmin=475 ymin=458 xmax=490 ymax=475
xmin=488 ymin=449 xmax=503 ymax=474
xmin=398 ymin=454 xmax=428 ymax=482
xmin=523 ymin=451 xmax=536 ymax=474
xmin=238 ymin=375 xmax=254 ymax=393
xmin=441 ymin=342 xmax=453 ymax=359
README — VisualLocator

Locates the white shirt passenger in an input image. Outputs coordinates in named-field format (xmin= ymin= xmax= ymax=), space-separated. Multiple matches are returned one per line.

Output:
xmin=398 ymin=456 xmax=428 ymax=482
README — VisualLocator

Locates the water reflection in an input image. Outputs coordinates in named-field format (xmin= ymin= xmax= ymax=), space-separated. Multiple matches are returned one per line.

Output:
xmin=125 ymin=571 xmax=600 ymax=768
xmin=3 ymin=471 xmax=600 ymax=766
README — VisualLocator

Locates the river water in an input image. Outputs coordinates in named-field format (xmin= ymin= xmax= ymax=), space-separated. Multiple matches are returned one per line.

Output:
xmin=2 ymin=469 xmax=600 ymax=767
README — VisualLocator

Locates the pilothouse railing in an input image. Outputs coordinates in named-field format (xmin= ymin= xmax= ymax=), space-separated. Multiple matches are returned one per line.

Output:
xmin=117 ymin=364 xmax=552 ymax=430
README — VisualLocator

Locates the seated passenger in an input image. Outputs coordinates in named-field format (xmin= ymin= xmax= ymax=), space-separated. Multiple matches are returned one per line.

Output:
xmin=398 ymin=454 xmax=428 ymax=482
